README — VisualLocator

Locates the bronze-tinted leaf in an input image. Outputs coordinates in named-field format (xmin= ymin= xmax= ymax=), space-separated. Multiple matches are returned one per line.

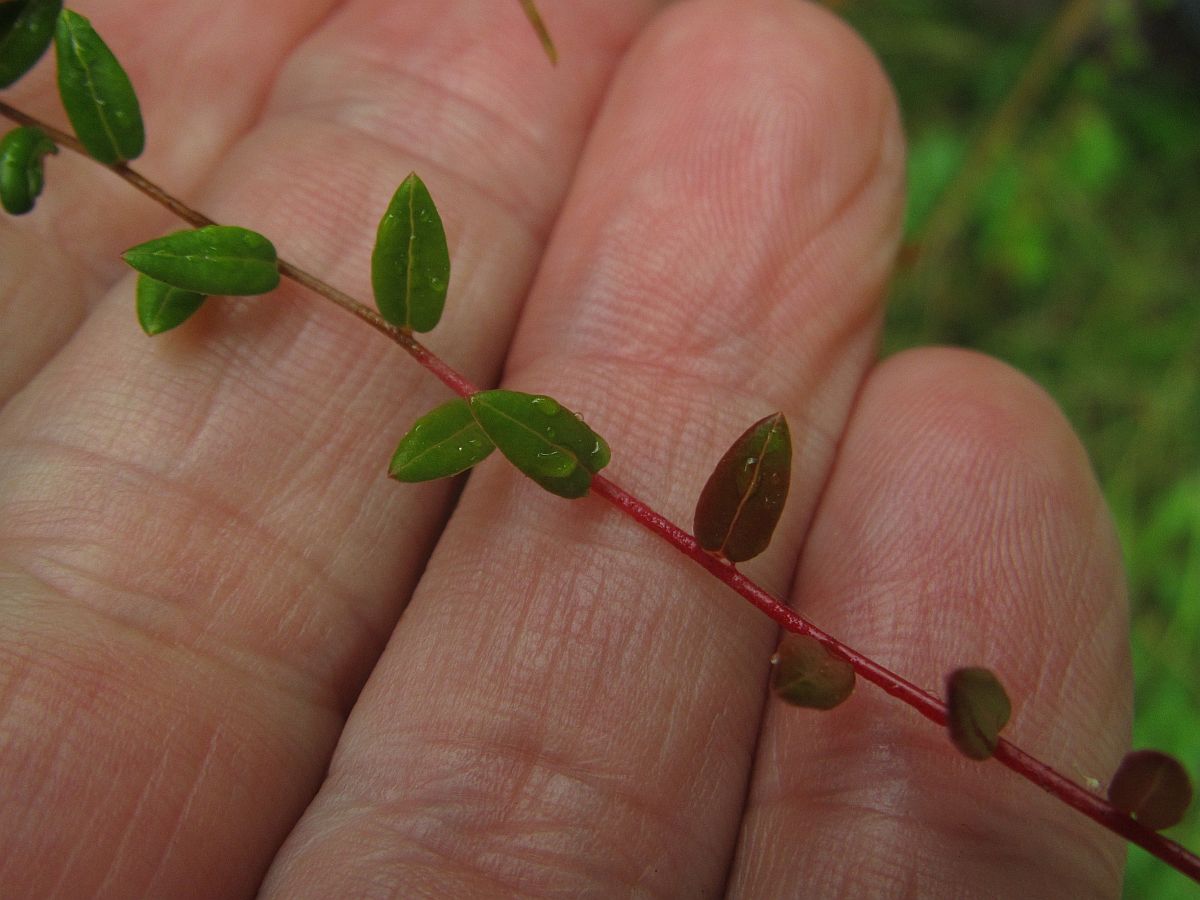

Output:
xmin=946 ymin=667 xmax=1011 ymax=761
xmin=1108 ymin=749 xmax=1193 ymax=830
xmin=771 ymin=634 xmax=855 ymax=710
xmin=694 ymin=413 xmax=791 ymax=563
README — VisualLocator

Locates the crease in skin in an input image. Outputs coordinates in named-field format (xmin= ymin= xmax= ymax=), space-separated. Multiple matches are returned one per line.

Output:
xmin=286 ymin=737 xmax=710 ymax=896
xmin=0 ymin=438 xmax=382 ymax=715
xmin=90 ymin=714 xmax=196 ymax=897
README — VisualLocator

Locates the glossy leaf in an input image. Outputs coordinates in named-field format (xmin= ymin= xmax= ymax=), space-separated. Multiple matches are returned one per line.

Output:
xmin=54 ymin=9 xmax=144 ymax=164
xmin=389 ymin=398 xmax=496 ymax=482
xmin=1108 ymin=750 xmax=1193 ymax=830
xmin=469 ymin=390 xmax=610 ymax=499
xmin=135 ymin=274 xmax=206 ymax=335
xmin=371 ymin=172 xmax=450 ymax=332
xmin=771 ymin=634 xmax=856 ymax=710
xmin=0 ymin=0 xmax=62 ymax=88
xmin=123 ymin=226 xmax=280 ymax=296
xmin=694 ymin=413 xmax=791 ymax=563
xmin=946 ymin=667 xmax=1011 ymax=761
xmin=0 ymin=125 xmax=57 ymax=215
xmin=518 ymin=0 xmax=557 ymax=64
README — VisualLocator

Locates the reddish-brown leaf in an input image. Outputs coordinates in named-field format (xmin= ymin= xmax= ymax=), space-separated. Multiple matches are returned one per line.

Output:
xmin=771 ymin=634 xmax=856 ymax=710
xmin=1108 ymin=750 xmax=1193 ymax=830
xmin=693 ymin=413 xmax=791 ymax=563
xmin=946 ymin=667 xmax=1011 ymax=761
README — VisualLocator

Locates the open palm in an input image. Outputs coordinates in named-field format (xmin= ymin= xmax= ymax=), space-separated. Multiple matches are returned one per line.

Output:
xmin=0 ymin=1 xmax=1131 ymax=896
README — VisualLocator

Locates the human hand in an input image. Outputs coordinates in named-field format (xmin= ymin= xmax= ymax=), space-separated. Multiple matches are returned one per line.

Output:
xmin=0 ymin=1 xmax=1130 ymax=896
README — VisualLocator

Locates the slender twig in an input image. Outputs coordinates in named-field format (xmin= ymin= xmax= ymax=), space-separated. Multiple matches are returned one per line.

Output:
xmin=4 ymin=98 xmax=1197 ymax=884
xmin=909 ymin=0 xmax=1102 ymax=308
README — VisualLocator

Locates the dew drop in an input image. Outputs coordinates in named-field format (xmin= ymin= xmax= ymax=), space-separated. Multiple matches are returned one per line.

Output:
xmin=531 ymin=396 xmax=560 ymax=416
xmin=534 ymin=450 xmax=575 ymax=478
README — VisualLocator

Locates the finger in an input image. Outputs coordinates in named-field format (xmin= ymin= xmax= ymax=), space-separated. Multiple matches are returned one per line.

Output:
xmin=0 ymin=0 xmax=337 ymax=400
xmin=0 ymin=2 xmax=659 ymax=895
xmin=263 ymin=1 xmax=905 ymax=895
xmin=728 ymin=348 xmax=1130 ymax=897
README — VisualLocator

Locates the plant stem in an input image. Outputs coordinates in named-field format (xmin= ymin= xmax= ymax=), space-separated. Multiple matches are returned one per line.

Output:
xmin=4 ymin=99 xmax=1197 ymax=884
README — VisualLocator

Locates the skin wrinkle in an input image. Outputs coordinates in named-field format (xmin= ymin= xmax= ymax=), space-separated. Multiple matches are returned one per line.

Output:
xmin=334 ymin=739 xmax=708 ymax=895
xmin=0 ymin=502 xmax=375 ymax=721
xmin=0 ymin=434 xmax=373 ymax=631
xmin=3 ymin=553 xmax=347 ymax=735
xmin=93 ymin=714 xmax=193 ymax=897
xmin=139 ymin=721 xmax=227 ymax=895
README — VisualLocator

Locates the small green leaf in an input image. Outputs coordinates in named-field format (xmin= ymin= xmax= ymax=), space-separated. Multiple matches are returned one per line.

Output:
xmin=469 ymin=390 xmax=610 ymax=499
xmin=135 ymin=274 xmax=205 ymax=336
xmin=389 ymin=398 xmax=496 ymax=482
xmin=694 ymin=413 xmax=791 ymax=563
xmin=0 ymin=0 xmax=62 ymax=88
xmin=123 ymin=226 xmax=280 ymax=296
xmin=518 ymin=0 xmax=557 ymax=65
xmin=946 ymin=667 xmax=1011 ymax=761
xmin=53 ymin=8 xmax=144 ymax=164
xmin=371 ymin=172 xmax=450 ymax=332
xmin=0 ymin=125 xmax=57 ymax=215
xmin=1108 ymin=750 xmax=1193 ymax=830
xmin=771 ymin=634 xmax=856 ymax=710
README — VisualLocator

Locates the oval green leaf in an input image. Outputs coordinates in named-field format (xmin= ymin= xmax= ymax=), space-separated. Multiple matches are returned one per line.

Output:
xmin=469 ymin=390 xmax=610 ymax=499
xmin=1108 ymin=749 xmax=1193 ymax=830
xmin=946 ymin=667 xmax=1011 ymax=761
xmin=135 ymin=274 xmax=205 ymax=336
xmin=518 ymin=0 xmax=557 ymax=64
xmin=371 ymin=172 xmax=450 ymax=332
xmin=123 ymin=226 xmax=280 ymax=296
xmin=389 ymin=398 xmax=496 ymax=482
xmin=771 ymin=634 xmax=855 ymax=710
xmin=0 ymin=125 xmax=57 ymax=215
xmin=54 ymin=8 xmax=144 ymax=164
xmin=0 ymin=0 xmax=62 ymax=88
xmin=693 ymin=412 xmax=791 ymax=563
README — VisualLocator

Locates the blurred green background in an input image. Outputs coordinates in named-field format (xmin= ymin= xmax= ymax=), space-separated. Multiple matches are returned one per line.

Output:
xmin=829 ymin=0 xmax=1199 ymax=895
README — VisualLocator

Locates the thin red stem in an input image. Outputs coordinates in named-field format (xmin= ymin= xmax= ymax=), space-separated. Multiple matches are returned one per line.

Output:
xmin=4 ymin=100 xmax=1197 ymax=884
xmin=589 ymin=475 xmax=1200 ymax=880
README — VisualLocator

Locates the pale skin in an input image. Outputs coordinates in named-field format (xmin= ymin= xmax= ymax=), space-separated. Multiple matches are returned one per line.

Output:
xmin=0 ymin=0 xmax=1132 ymax=896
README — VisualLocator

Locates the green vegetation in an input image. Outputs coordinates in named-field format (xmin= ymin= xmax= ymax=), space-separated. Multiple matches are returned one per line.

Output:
xmin=837 ymin=1 xmax=1200 ymax=894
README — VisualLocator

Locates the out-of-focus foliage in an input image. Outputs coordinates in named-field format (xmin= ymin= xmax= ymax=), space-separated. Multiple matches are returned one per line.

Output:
xmin=835 ymin=1 xmax=1200 ymax=895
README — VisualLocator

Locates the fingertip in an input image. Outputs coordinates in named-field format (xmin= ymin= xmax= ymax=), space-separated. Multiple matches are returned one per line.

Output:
xmin=730 ymin=345 xmax=1130 ymax=897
